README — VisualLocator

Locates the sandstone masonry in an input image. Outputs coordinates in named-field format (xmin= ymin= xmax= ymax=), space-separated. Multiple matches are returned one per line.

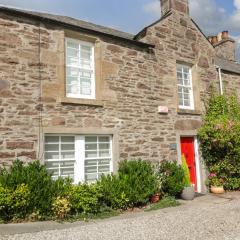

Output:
xmin=0 ymin=1 xmax=240 ymax=192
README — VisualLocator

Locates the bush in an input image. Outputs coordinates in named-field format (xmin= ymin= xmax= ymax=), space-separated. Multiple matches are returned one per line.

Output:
xmin=99 ymin=160 xmax=158 ymax=209
xmin=224 ymin=178 xmax=240 ymax=190
xmin=198 ymin=94 xmax=240 ymax=190
xmin=0 ymin=160 xmax=55 ymax=218
xmin=157 ymin=161 xmax=184 ymax=197
xmin=52 ymin=197 xmax=71 ymax=220
xmin=98 ymin=174 xmax=129 ymax=210
xmin=70 ymin=183 xmax=102 ymax=216
xmin=0 ymin=184 xmax=30 ymax=221
xmin=118 ymin=160 xmax=158 ymax=207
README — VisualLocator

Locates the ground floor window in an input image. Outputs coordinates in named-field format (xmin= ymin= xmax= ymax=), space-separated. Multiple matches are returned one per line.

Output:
xmin=44 ymin=135 xmax=113 ymax=183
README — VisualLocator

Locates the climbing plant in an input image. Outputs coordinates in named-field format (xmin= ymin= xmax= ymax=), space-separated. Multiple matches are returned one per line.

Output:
xmin=198 ymin=94 xmax=240 ymax=190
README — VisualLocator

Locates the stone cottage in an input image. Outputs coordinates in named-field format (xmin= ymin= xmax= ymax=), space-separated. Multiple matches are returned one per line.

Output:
xmin=0 ymin=0 xmax=240 ymax=193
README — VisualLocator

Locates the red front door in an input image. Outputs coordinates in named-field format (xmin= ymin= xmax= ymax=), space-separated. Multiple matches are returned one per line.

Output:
xmin=180 ymin=137 xmax=197 ymax=190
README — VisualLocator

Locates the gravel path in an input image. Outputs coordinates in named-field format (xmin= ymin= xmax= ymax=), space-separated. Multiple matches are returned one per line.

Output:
xmin=1 ymin=193 xmax=240 ymax=240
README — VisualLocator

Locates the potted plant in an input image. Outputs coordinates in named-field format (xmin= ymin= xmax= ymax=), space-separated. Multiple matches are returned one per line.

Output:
xmin=181 ymin=155 xmax=195 ymax=200
xmin=150 ymin=165 xmax=165 ymax=203
xmin=207 ymin=173 xmax=225 ymax=194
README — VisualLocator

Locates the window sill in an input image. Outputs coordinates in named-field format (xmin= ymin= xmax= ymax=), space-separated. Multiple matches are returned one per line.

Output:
xmin=60 ymin=97 xmax=104 ymax=107
xmin=177 ymin=108 xmax=201 ymax=115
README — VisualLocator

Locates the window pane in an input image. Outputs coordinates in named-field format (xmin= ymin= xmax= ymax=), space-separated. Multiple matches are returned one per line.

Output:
xmin=61 ymin=144 xmax=75 ymax=151
xmin=85 ymin=166 xmax=97 ymax=173
xmin=85 ymin=136 xmax=97 ymax=143
xmin=45 ymin=136 xmax=59 ymax=143
xmin=85 ymin=173 xmax=98 ymax=182
xmin=99 ymin=143 xmax=110 ymax=150
xmin=99 ymin=150 xmax=110 ymax=157
xmin=61 ymin=152 xmax=75 ymax=159
xmin=45 ymin=152 xmax=59 ymax=160
xmin=67 ymin=41 xmax=78 ymax=49
xmin=85 ymin=159 xmax=98 ymax=166
xmin=85 ymin=144 xmax=97 ymax=150
xmin=45 ymin=144 xmax=59 ymax=151
xmin=99 ymin=136 xmax=110 ymax=142
xmin=184 ymin=99 xmax=190 ymax=106
xmin=60 ymin=168 xmax=74 ymax=176
xmin=99 ymin=159 xmax=111 ymax=165
xmin=85 ymin=151 xmax=97 ymax=158
xmin=98 ymin=165 xmax=110 ymax=173
xmin=61 ymin=136 xmax=75 ymax=143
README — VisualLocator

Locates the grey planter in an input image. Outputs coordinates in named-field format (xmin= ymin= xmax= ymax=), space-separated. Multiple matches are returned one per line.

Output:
xmin=181 ymin=186 xmax=195 ymax=200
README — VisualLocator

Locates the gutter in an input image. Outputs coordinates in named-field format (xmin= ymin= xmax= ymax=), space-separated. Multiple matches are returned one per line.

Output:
xmin=216 ymin=65 xmax=223 ymax=95
xmin=0 ymin=6 xmax=155 ymax=49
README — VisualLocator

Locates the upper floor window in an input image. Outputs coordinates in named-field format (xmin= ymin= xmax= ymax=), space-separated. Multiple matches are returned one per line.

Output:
xmin=177 ymin=64 xmax=194 ymax=110
xmin=65 ymin=38 xmax=95 ymax=99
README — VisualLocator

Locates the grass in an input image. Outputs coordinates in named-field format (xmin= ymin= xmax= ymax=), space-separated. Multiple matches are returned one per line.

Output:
xmin=145 ymin=196 xmax=180 ymax=212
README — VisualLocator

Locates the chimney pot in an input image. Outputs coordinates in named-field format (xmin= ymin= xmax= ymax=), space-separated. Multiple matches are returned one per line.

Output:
xmin=222 ymin=31 xmax=229 ymax=40
xmin=212 ymin=36 xmax=218 ymax=45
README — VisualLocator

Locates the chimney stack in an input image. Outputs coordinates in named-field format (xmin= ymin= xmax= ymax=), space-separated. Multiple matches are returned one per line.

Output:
xmin=160 ymin=0 xmax=189 ymax=16
xmin=209 ymin=31 xmax=236 ymax=61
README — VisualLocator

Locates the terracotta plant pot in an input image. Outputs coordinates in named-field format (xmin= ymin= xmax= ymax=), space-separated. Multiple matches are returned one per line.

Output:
xmin=210 ymin=186 xmax=225 ymax=194
xmin=181 ymin=186 xmax=195 ymax=201
xmin=150 ymin=193 xmax=160 ymax=203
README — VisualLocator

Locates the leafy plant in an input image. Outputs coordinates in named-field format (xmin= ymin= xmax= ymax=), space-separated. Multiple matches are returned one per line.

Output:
xmin=52 ymin=197 xmax=71 ymax=220
xmin=98 ymin=174 xmax=129 ymax=210
xmin=118 ymin=160 xmax=158 ymax=207
xmin=198 ymin=94 xmax=240 ymax=190
xmin=0 ymin=184 xmax=30 ymax=221
xmin=157 ymin=161 xmax=184 ymax=197
xmin=181 ymin=155 xmax=191 ymax=187
xmin=70 ymin=183 xmax=102 ymax=216
xmin=206 ymin=173 xmax=224 ymax=187
xmin=0 ymin=160 xmax=54 ymax=217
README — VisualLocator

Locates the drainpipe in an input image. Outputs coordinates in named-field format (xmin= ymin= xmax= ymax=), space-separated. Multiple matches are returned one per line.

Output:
xmin=216 ymin=65 xmax=223 ymax=95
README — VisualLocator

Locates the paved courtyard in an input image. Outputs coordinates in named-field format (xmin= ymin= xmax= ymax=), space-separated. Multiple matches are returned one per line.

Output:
xmin=1 ymin=193 xmax=240 ymax=240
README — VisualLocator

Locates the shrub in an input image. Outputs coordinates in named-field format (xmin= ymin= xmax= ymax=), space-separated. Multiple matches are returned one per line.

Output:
xmin=0 ymin=160 xmax=54 ymax=217
xmin=52 ymin=197 xmax=71 ymax=220
xmin=118 ymin=160 xmax=158 ymax=207
xmin=157 ymin=161 xmax=184 ymax=197
xmin=69 ymin=183 xmax=102 ymax=216
xmin=0 ymin=184 xmax=30 ymax=221
xmin=223 ymin=178 xmax=240 ymax=190
xmin=198 ymin=94 xmax=240 ymax=190
xmin=98 ymin=174 xmax=129 ymax=210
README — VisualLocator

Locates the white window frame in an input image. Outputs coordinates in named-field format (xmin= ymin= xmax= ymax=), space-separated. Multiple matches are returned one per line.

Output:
xmin=177 ymin=64 xmax=194 ymax=110
xmin=44 ymin=134 xmax=113 ymax=184
xmin=65 ymin=38 xmax=95 ymax=99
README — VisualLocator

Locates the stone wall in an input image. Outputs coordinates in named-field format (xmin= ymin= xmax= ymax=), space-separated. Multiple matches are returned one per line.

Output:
xmin=214 ymin=39 xmax=236 ymax=61
xmin=1 ymin=9 xmax=240 ymax=170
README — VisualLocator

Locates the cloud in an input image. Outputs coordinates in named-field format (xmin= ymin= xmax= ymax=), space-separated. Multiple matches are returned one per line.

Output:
xmin=142 ymin=0 xmax=240 ymax=35
xmin=142 ymin=0 xmax=161 ymax=17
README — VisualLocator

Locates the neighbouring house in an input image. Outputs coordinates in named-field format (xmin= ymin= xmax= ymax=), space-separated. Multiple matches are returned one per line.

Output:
xmin=0 ymin=0 xmax=240 ymax=193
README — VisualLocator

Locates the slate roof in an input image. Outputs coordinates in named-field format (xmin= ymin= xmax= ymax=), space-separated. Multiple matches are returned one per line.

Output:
xmin=215 ymin=57 xmax=240 ymax=75
xmin=0 ymin=5 xmax=153 ymax=48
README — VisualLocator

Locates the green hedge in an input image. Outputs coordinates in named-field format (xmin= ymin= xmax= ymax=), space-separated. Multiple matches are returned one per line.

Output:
xmin=0 ymin=159 xmax=182 ymax=222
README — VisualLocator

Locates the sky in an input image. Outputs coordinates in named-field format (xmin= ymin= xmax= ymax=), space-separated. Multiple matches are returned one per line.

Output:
xmin=0 ymin=0 xmax=239 ymax=59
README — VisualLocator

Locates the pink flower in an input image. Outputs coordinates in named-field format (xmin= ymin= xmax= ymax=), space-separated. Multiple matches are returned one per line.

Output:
xmin=209 ymin=173 xmax=216 ymax=177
